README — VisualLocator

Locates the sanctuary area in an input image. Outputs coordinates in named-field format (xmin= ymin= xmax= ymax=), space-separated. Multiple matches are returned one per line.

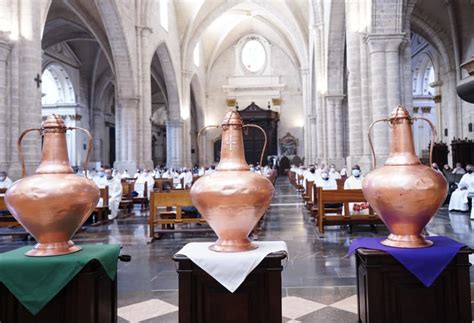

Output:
xmin=0 ymin=0 xmax=474 ymax=322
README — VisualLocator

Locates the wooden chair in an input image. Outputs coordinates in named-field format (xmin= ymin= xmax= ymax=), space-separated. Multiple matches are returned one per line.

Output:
xmin=149 ymin=190 xmax=210 ymax=242
xmin=119 ymin=181 xmax=133 ymax=215
xmin=316 ymin=188 xmax=383 ymax=235
xmin=92 ymin=187 xmax=109 ymax=225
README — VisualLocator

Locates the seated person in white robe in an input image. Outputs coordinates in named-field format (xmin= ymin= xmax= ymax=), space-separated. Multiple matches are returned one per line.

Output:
xmin=452 ymin=163 xmax=466 ymax=175
xmin=329 ymin=164 xmax=342 ymax=180
xmin=344 ymin=165 xmax=369 ymax=215
xmin=179 ymin=168 xmax=193 ymax=188
xmin=315 ymin=171 xmax=337 ymax=190
xmin=121 ymin=169 xmax=131 ymax=179
xmin=0 ymin=171 xmax=13 ymax=189
xmin=449 ymin=164 xmax=474 ymax=212
xmin=135 ymin=170 xmax=154 ymax=198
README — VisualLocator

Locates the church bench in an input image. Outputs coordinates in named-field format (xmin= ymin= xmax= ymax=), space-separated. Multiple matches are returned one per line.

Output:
xmin=316 ymin=188 xmax=383 ymax=235
xmin=119 ymin=181 xmax=134 ymax=215
xmin=310 ymin=186 xmax=340 ymax=222
xmin=149 ymin=190 xmax=210 ymax=242
xmin=91 ymin=187 xmax=109 ymax=225
xmin=132 ymin=182 xmax=148 ymax=210
xmin=0 ymin=191 xmax=28 ymax=238
xmin=304 ymin=180 xmax=314 ymax=210
xmin=336 ymin=178 xmax=346 ymax=190
xmin=154 ymin=178 xmax=173 ymax=192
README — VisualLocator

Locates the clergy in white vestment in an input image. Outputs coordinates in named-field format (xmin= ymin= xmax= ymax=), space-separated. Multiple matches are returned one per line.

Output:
xmin=162 ymin=168 xmax=173 ymax=179
xmin=344 ymin=165 xmax=369 ymax=215
xmin=105 ymin=168 xmax=122 ymax=219
xmin=329 ymin=164 xmax=342 ymax=180
xmin=449 ymin=165 xmax=474 ymax=212
xmin=121 ymin=170 xmax=131 ymax=179
xmin=0 ymin=172 xmax=13 ymax=189
xmin=315 ymin=171 xmax=337 ymax=190
xmin=135 ymin=170 xmax=154 ymax=198
xmin=452 ymin=163 xmax=466 ymax=175
xmin=179 ymin=168 xmax=193 ymax=188
xmin=198 ymin=167 xmax=205 ymax=176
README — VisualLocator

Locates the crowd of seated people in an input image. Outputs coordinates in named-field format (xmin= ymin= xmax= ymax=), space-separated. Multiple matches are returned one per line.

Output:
xmin=442 ymin=163 xmax=474 ymax=219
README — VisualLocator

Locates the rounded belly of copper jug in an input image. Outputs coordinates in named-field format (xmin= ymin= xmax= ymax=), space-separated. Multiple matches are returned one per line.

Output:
xmin=190 ymin=171 xmax=274 ymax=252
xmin=363 ymin=165 xmax=448 ymax=248
xmin=5 ymin=174 xmax=100 ymax=256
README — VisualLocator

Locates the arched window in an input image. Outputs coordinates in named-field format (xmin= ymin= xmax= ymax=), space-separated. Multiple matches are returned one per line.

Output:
xmin=41 ymin=63 xmax=76 ymax=105
xmin=160 ymin=0 xmax=169 ymax=32
xmin=241 ymin=38 xmax=266 ymax=73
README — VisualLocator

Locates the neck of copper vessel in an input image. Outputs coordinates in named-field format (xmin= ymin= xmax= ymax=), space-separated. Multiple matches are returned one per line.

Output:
xmin=385 ymin=116 xmax=421 ymax=166
xmin=216 ymin=111 xmax=249 ymax=171
xmin=36 ymin=124 xmax=74 ymax=174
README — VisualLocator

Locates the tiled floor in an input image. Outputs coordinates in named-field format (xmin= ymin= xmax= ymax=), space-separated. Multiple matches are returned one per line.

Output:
xmin=1 ymin=177 xmax=473 ymax=322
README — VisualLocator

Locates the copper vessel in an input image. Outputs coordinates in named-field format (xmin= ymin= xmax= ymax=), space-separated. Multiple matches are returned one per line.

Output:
xmin=190 ymin=111 xmax=274 ymax=252
xmin=362 ymin=106 xmax=448 ymax=248
xmin=5 ymin=115 xmax=99 ymax=256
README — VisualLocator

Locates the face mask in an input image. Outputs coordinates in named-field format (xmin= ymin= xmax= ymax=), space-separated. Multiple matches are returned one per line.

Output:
xmin=0 ymin=177 xmax=5 ymax=182
xmin=321 ymin=173 xmax=329 ymax=180
xmin=106 ymin=174 xmax=113 ymax=180
xmin=352 ymin=169 xmax=361 ymax=177
xmin=98 ymin=172 xmax=105 ymax=178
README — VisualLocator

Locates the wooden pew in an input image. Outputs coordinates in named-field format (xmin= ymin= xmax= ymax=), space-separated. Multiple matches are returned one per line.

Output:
xmin=0 ymin=189 xmax=28 ymax=238
xmin=154 ymin=178 xmax=173 ymax=192
xmin=132 ymin=182 xmax=148 ymax=210
xmin=119 ymin=180 xmax=133 ymax=215
xmin=316 ymin=188 xmax=383 ymax=235
xmin=92 ymin=187 xmax=109 ymax=225
xmin=310 ymin=186 xmax=340 ymax=221
xmin=336 ymin=178 xmax=346 ymax=190
xmin=304 ymin=180 xmax=314 ymax=209
xmin=149 ymin=189 xmax=211 ymax=241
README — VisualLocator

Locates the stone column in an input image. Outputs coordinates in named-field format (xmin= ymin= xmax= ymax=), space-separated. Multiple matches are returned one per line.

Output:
xmin=8 ymin=0 xmax=44 ymax=178
xmin=325 ymin=95 xmax=345 ymax=166
xmin=0 ymin=36 xmax=11 ymax=171
xmin=367 ymin=34 xmax=404 ymax=161
xmin=92 ymin=109 xmax=105 ymax=164
xmin=114 ymin=97 xmax=139 ymax=172
xmin=181 ymin=70 xmax=193 ymax=167
xmin=309 ymin=115 xmax=317 ymax=163
xmin=429 ymin=81 xmax=443 ymax=141
xmin=166 ymin=119 xmax=184 ymax=168
xmin=300 ymin=68 xmax=311 ymax=163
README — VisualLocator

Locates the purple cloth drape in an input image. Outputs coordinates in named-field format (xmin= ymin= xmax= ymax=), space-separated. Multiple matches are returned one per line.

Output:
xmin=347 ymin=236 xmax=466 ymax=287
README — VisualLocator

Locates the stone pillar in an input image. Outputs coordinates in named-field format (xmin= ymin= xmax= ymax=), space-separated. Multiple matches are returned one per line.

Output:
xmin=429 ymin=81 xmax=443 ymax=141
xmin=166 ymin=119 xmax=184 ymax=168
xmin=309 ymin=115 xmax=317 ymax=163
xmin=181 ymin=70 xmax=193 ymax=167
xmin=367 ymin=34 xmax=404 ymax=162
xmin=7 ymin=1 xmax=44 ymax=178
xmin=92 ymin=109 xmax=105 ymax=164
xmin=0 ymin=36 xmax=11 ymax=171
xmin=114 ymin=97 xmax=139 ymax=172
xmin=325 ymin=95 xmax=345 ymax=166
xmin=300 ymin=68 xmax=311 ymax=163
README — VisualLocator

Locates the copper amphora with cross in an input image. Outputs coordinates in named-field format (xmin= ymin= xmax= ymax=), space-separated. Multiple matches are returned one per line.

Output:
xmin=362 ymin=106 xmax=448 ymax=248
xmin=190 ymin=110 xmax=274 ymax=252
xmin=5 ymin=115 xmax=99 ymax=256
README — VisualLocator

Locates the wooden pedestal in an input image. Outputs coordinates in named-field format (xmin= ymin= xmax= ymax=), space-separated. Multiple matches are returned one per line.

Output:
xmin=0 ymin=260 xmax=117 ymax=323
xmin=356 ymin=248 xmax=472 ymax=323
xmin=173 ymin=252 xmax=286 ymax=323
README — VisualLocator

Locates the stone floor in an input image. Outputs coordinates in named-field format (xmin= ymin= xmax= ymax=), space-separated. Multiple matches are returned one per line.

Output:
xmin=1 ymin=177 xmax=473 ymax=322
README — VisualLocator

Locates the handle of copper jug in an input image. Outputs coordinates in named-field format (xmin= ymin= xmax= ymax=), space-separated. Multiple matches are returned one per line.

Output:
xmin=413 ymin=117 xmax=436 ymax=166
xmin=243 ymin=124 xmax=267 ymax=167
xmin=196 ymin=125 xmax=220 ymax=165
xmin=67 ymin=127 xmax=93 ymax=173
xmin=367 ymin=119 xmax=389 ymax=170
xmin=17 ymin=128 xmax=42 ymax=178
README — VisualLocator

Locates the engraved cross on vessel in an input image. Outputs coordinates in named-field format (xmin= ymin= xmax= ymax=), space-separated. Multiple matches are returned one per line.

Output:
xmin=226 ymin=135 xmax=236 ymax=151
